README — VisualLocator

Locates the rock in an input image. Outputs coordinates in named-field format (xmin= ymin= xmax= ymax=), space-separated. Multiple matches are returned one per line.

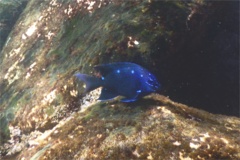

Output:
xmin=2 ymin=95 xmax=240 ymax=159
xmin=0 ymin=0 xmax=239 ymax=159
xmin=0 ymin=0 xmax=28 ymax=51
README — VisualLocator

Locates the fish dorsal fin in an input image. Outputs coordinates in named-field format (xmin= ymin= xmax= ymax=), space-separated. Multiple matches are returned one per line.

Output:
xmin=94 ymin=62 xmax=139 ymax=77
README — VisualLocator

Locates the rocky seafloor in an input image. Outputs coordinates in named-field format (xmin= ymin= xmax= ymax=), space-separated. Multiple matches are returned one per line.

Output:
xmin=2 ymin=94 xmax=240 ymax=160
xmin=0 ymin=0 xmax=239 ymax=159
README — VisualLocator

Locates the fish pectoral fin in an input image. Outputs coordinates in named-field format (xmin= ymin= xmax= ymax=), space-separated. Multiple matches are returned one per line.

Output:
xmin=98 ymin=88 xmax=118 ymax=100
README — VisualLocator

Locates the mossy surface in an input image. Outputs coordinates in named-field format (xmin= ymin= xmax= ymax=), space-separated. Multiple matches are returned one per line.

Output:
xmin=8 ymin=95 xmax=240 ymax=160
xmin=0 ymin=0 xmax=239 ymax=159
xmin=1 ymin=0 xmax=183 ymax=142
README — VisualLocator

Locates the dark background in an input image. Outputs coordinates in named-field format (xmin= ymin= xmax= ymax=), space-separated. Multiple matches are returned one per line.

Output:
xmin=153 ymin=1 xmax=239 ymax=117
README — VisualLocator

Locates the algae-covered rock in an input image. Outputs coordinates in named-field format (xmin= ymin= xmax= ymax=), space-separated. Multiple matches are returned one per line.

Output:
xmin=2 ymin=95 xmax=240 ymax=159
xmin=0 ymin=0 xmax=28 ymax=51
xmin=0 ymin=0 xmax=239 ymax=159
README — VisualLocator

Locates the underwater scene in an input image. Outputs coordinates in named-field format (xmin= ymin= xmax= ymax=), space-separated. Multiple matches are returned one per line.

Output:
xmin=0 ymin=0 xmax=239 ymax=159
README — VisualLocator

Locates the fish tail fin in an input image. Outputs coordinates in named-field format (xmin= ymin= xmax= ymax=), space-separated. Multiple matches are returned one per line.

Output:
xmin=75 ymin=73 xmax=101 ymax=93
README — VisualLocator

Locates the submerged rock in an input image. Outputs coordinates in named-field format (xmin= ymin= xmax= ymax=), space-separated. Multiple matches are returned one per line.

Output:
xmin=0 ymin=0 xmax=239 ymax=159
xmin=0 ymin=0 xmax=28 ymax=51
xmin=1 ymin=94 xmax=240 ymax=159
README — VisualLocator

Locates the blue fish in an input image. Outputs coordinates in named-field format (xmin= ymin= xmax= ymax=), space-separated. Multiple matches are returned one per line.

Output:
xmin=75 ymin=62 xmax=160 ymax=102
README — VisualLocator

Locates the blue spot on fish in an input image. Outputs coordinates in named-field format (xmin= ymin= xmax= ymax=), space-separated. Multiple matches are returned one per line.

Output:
xmin=75 ymin=62 xmax=161 ymax=102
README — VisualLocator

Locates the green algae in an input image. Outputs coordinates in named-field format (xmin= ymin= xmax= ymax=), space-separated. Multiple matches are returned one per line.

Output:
xmin=44 ymin=105 xmax=55 ymax=117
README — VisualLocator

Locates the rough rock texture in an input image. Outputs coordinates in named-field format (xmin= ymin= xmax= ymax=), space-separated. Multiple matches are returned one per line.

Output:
xmin=0 ymin=0 xmax=239 ymax=159
xmin=2 ymin=95 xmax=240 ymax=160
xmin=0 ymin=0 xmax=28 ymax=51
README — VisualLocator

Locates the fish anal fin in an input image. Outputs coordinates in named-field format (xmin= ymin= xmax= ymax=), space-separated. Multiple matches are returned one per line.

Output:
xmin=98 ymin=88 xmax=118 ymax=100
